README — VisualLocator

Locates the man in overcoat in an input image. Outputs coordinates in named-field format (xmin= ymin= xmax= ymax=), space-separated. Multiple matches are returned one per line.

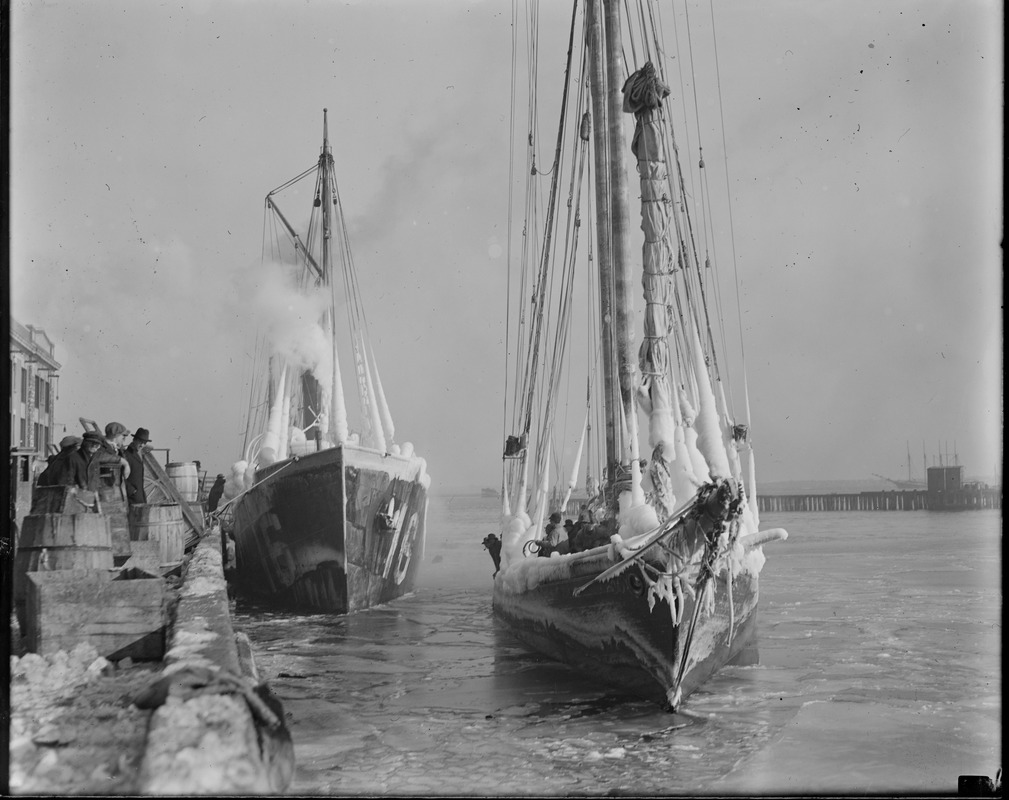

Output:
xmin=124 ymin=427 xmax=153 ymax=505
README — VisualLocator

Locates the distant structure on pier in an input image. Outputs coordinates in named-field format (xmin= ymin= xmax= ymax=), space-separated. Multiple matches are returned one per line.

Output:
xmin=925 ymin=464 xmax=998 ymax=510
xmin=758 ymin=463 xmax=1000 ymax=513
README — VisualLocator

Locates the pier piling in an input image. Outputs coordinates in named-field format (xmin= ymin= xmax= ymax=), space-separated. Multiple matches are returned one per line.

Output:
xmin=756 ymin=488 xmax=1000 ymax=513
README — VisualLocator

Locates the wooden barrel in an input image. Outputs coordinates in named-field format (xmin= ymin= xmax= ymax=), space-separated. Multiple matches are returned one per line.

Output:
xmin=166 ymin=462 xmax=199 ymax=502
xmin=128 ymin=503 xmax=186 ymax=565
xmin=30 ymin=485 xmax=99 ymax=515
xmin=13 ymin=513 xmax=113 ymax=632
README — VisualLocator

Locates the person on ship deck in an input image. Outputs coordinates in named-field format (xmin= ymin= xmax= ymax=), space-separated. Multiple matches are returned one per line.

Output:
xmin=207 ymin=473 xmax=227 ymax=512
xmin=537 ymin=512 xmax=564 ymax=557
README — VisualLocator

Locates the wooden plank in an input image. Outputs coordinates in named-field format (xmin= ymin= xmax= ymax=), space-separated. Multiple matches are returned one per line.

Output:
xmin=121 ymin=540 xmax=162 ymax=576
xmin=26 ymin=569 xmax=166 ymax=660
xmin=19 ymin=513 xmax=112 ymax=548
xmin=39 ymin=606 xmax=161 ymax=625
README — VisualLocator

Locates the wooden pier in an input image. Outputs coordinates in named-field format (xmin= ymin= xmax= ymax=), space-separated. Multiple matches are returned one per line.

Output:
xmin=757 ymin=488 xmax=1001 ymax=513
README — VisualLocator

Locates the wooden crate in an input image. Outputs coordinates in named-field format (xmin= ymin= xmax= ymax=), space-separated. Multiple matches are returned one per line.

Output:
xmin=26 ymin=569 xmax=166 ymax=660
xmin=120 ymin=540 xmax=162 ymax=576
xmin=14 ymin=513 xmax=114 ymax=633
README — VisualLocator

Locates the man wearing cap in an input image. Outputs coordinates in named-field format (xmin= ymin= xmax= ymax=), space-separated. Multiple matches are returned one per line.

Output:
xmin=36 ymin=435 xmax=87 ymax=488
xmin=81 ymin=421 xmax=131 ymax=495
xmin=103 ymin=422 xmax=132 ymax=474
xmin=124 ymin=428 xmax=153 ymax=505
xmin=74 ymin=431 xmax=109 ymax=490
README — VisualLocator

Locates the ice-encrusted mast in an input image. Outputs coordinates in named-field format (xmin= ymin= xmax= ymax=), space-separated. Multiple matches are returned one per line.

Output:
xmin=624 ymin=62 xmax=684 ymax=520
xmin=625 ymin=62 xmax=742 ymax=522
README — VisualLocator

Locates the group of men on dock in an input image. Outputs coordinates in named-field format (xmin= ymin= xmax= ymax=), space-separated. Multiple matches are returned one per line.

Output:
xmin=36 ymin=422 xmax=154 ymax=505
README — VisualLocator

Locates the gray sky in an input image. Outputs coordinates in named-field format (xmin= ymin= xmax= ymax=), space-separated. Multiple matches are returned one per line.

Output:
xmin=10 ymin=0 xmax=1003 ymax=490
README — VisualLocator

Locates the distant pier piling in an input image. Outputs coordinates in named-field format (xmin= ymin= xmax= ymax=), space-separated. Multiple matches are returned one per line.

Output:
xmin=756 ymin=488 xmax=1001 ymax=513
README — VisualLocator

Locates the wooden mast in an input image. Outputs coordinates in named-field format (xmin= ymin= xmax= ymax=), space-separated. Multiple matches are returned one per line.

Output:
xmin=602 ymin=0 xmax=637 ymax=483
xmin=585 ymin=0 xmax=619 ymax=485
xmin=321 ymin=109 xmax=333 ymax=285
xmin=320 ymin=109 xmax=340 ymax=444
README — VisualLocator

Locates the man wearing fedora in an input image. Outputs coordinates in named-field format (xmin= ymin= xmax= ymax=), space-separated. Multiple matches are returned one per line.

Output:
xmin=124 ymin=428 xmax=153 ymax=505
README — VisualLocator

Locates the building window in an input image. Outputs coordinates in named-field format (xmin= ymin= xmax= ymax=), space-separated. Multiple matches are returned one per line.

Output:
xmin=34 ymin=376 xmax=41 ymax=409
xmin=20 ymin=368 xmax=27 ymax=402
xmin=20 ymin=418 xmax=27 ymax=447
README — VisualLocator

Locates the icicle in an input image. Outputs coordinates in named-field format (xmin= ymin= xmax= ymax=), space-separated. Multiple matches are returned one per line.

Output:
xmin=500 ymin=453 xmax=532 ymax=569
xmin=688 ymin=323 xmax=730 ymax=479
xmin=317 ymin=389 xmax=331 ymax=439
xmin=646 ymin=377 xmax=676 ymax=461
xmin=746 ymin=445 xmax=760 ymax=528
xmin=259 ymin=365 xmax=288 ymax=465
xmin=243 ymin=460 xmax=256 ymax=491
xmin=715 ymin=380 xmax=743 ymax=482
xmin=515 ymin=451 xmax=530 ymax=521
xmin=369 ymin=343 xmax=396 ymax=445
xmin=359 ymin=334 xmax=386 ymax=452
xmin=561 ymin=411 xmax=589 ymax=511
xmin=277 ymin=391 xmax=292 ymax=460
xmin=330 ymin=326 xmax=348 ymax=445
xmin=675 ymin=384 xmax=708 ymax=488
xmin=531 ymin=441 xmax=552 ymax=541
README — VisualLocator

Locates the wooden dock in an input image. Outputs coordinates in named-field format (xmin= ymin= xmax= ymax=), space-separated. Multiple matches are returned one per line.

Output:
xmin=757 ymin=488 xmax=1001 ymax=512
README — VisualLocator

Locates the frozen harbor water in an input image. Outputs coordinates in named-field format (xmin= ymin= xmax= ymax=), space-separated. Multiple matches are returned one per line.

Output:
xmin=233 ymin=496 xmax=1001 ymax=796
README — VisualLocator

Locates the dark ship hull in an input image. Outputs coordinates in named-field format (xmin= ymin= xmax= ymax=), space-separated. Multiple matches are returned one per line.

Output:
xmin=232 ymin=444 xmax=428 ymax=613
xmin=492 ymin=537 xmax=761 ymax=709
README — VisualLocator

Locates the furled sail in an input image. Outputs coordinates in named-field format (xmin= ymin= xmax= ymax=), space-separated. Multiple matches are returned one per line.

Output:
xmin=624 ymin=63 xmax=682 ymax=520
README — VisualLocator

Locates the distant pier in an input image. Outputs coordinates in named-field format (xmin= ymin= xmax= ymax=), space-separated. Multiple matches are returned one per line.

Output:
xmin=757 ymin=487 xmax=1001 ymax=513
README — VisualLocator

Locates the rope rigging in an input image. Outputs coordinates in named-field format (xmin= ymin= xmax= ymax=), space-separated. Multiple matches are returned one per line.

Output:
xmin=502 ymin=0 xmax=751 ymax=519
xmin=247 ymin=130 xmax=396 ymax=461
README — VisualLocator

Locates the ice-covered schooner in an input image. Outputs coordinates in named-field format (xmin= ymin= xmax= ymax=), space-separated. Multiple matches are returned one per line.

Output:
xmin=493 ymin=0 xmax=786 ymax=710
xmin=224 ymin=110 xmax=430 ymax=613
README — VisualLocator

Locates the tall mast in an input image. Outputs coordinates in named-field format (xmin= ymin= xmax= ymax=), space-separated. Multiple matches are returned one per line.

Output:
xmin=585 ymin=0 xmax=619 ymax=482
xmin=321 ymin=109 xmax=341 ymax=441
xmin=320 ymin=108 xmax=333 ymax=286
xmin=603 ymin=0 xmax=636 ymax=477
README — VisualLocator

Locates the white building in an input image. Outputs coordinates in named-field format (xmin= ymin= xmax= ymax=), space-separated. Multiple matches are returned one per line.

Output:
xmin=10 ymin=317 xmax=61 ymax=456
